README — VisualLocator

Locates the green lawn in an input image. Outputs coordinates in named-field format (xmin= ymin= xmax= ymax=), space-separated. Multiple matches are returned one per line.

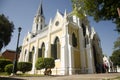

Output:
xmin=103 ymin=76 xmax=120 ymax=80
xmin=16 ymin=73 xmax=44 ymax=77
xmin=113 ymin=76 xmax=120 ymax=80
xmin=0 ymin=72 xmax=43 ymax=77
xmin=0 ymin=72 xmax=9 ymax=76
xmin=0 ymin=72 xmax=120 ymax=80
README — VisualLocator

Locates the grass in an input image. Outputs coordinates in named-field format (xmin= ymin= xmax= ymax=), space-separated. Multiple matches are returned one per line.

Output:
xmin=113 ymin=76 xmax=120 ymax=80
xmin=0 ymin=72 xmax=44 ymax=77
xmin=0 ymin=72 xmax=9 ymax=76
xmin=1 ymin=72 xmax=120 ymax=80
xmin=102 ymin=76 xmax=120 ymax=80
xmin=16 ymin=73 xmax=44 ymax=77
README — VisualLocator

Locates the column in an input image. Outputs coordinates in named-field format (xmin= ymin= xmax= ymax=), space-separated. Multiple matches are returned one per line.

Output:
xmin=31 ymin=39 xmax=39 ymax=74
xmin=18 ymin=47 xmax=24 ymax=62
xmin=61 ymin=38 xmax=70 ymax=75
xmin=47 ymin=19 xmax=51 ymax=57
xmin=79 ymin=28 xmax=86 ymax=73
xmin=25 ymin=44 xmax=30 ymax=62
xmin=86 ymin=44 xmax=94 ymax=73
xmin=60 ymin=22 xmax=70 ymax=75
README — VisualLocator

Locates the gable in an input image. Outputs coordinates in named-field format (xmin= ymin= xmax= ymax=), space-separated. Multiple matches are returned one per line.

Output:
xmin=2 ymin=50 xmax=17 ymax=62
xmin=50 ymin=11 xmax=64 ymax=32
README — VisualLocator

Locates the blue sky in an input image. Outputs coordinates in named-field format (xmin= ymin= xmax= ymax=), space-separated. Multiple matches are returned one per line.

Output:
xmin=0 ymin=0 xmax=119 ymax=56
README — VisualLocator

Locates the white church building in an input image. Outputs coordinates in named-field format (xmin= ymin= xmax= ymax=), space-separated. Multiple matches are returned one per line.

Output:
xmin=19 ymin=1 xmax=103 ymax=75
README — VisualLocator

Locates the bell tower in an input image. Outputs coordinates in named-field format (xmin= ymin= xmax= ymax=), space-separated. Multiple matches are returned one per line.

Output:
xmin=32 ymin=0 xmax=45 ymax=34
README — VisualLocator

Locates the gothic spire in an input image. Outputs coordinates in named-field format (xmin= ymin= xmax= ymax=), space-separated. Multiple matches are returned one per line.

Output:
xmin=37 ymin=0 xmax=44 ymax=16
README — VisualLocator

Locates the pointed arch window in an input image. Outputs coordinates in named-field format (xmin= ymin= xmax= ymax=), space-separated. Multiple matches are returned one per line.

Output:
xmin=24 ymin=50 xmax=27 ymax=61
xmin=41 ymin=18 xmax=42 ymax=22
xmin=24 ymin=50 xmax=27 ymax=55
xmin=51 ymin=37 xmax=60 ymax=59
xmin=41 ymin=43 xmax=45 ymax=57
xmin=40 ymin=24 xmax=42 ymax=30
xmin=40 ymin=18 xmax=43 ymax=30
xmin=81 ymin=23 xmax=86 ymax=37
xmin=55 ymin=37 xmax=60 ymax=59
xmin=72 ymin=33 xmax=77 ymax=47
xmin=85 ymin=35 xmax=89 ymax=47
xmin=36 ymin=24 xmax=38 ymax=31
xmin=38 ymin=42 xmax=45 ymax=58
xmin=29 ymin=46 xmax=34 ymax=62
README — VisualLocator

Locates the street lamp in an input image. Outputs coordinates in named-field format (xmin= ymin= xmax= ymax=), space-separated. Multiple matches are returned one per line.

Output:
xmin=13 ymin=27 xmax=22 ymax=75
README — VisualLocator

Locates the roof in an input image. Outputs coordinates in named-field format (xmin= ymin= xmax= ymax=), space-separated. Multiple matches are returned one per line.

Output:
xmin=2 ymin=49 xmax=16 ymax=55
xmin=1 ymin=49 xmax=17 ymax=62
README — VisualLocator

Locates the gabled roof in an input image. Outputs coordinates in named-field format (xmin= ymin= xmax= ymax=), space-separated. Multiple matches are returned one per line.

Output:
xmin=51 ymin=10 xmax=64 ymax=23
xmin=2 ymin=49 xmax=16 ymax=55
xmin=1 ymin=49 xmax=17 ymax=62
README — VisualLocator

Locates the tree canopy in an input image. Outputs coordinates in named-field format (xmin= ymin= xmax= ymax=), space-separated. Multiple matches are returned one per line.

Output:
xmin=71 ymin=0 xmax=120 ymax=32
xmin=110 ymin=37 xmax=120 ymax=67
xmin=110 ymin=49 xmax=120 ymax=67
xmin=35 ymin=57 xmax=55 ymax=70
xmin=114 ymin=37 xmax=120 ymax=50
xmin=0 ymin=14 xmax=14 ymax=51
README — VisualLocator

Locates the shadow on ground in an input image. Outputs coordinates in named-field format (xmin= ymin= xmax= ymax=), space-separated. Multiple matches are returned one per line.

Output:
xmin=0 ymin=77 xmax=25 ymax=80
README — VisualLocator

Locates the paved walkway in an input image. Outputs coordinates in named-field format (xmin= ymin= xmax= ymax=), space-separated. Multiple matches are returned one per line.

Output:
xmin=0 ymin=73 xmax=120 ymax=80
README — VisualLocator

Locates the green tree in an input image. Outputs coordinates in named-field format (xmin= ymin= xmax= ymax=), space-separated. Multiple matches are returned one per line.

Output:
xmin=18 ymin=46 xmax=22 ymax=54
xmin=17 ymin=62 xmax=32 ymax=73
xmin=4 ymin=64 xmax=13 ymax=75
xmin=35 ymin=57 xmax=55 ymax=75
xmin=35 ymin=57 xmax=45 ymax=70
xmin=110 ymin=37 xmax=120 ymax=67
xmin=0 ymin=14 xmax=14 ymax=51
xmin=71 ymin=0 xmax=120 ymax=32
xmin=114 ymin=37 xmax=120 ymax=50
xmin=110 ymin=49 xmax=120 ymax=67
xmin=0 ymin=59 xmax=12 ymax=72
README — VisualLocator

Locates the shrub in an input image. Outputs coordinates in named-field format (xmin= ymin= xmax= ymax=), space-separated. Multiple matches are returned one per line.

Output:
xmin=0 ymin=59 xmax=12 ymax=72
xmin=4 ymin=64 xmax=13 ymax=75
xmin=36 ymin=57 xmax=55 ymax=70
xmin=35 ymin=57 xmax=45 ymax=70
xmin=44 ymin=58 xmax=55 ymax=69
xmin=35 ymin=57 xmax=55 ymax=75
xmin=0 ymin=56 xmax=5 ymax=59
xmin=17 ymin=62 xmax=32 ymax=73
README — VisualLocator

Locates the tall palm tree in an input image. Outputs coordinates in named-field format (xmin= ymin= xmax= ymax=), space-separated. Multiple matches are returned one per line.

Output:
xmin=0 ymin=14 xmax=14 ymax=51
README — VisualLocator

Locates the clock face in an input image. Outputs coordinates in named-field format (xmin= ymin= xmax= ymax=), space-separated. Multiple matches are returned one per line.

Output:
xmin=55 ymin=21 xmax=59 ymax=26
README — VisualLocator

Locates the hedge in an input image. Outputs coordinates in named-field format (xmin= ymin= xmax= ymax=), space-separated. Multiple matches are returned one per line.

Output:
xmin=4 ymin=64 xmax=13 ymax=75
xmin=17 ymin=62 xmax=32 ymax=73
xmin=0 ymin=59 xmax=12 ymax=72
xmin=35 ymin=57 xmax=55 ymax=70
